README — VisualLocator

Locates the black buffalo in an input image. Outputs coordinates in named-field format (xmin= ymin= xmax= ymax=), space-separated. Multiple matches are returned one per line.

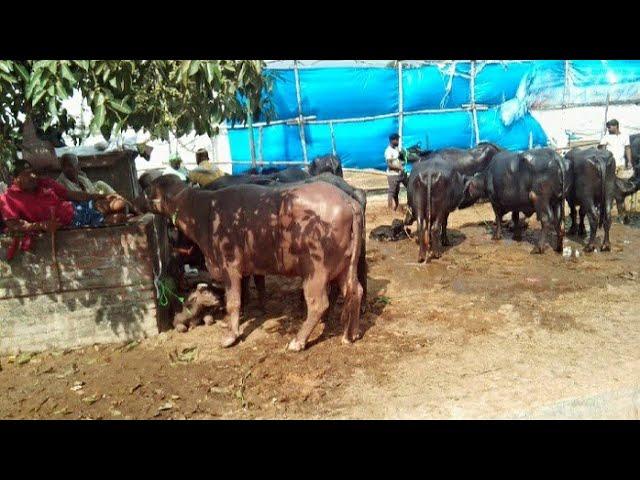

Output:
xmin=403 ymin=142 xmax=502 ymax=227
xmin=405 ymin=159 xmax=468 ymax=262
xmin=308 ymin=154 xmax=343 ymax=177
xmin=565 ymin=147 xmax=615 ymax=252
xmin=463 ymin=148 xmax=571 ymax=254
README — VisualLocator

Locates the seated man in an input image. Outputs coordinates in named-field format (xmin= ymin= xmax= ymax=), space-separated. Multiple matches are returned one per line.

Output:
xmin=187 ymin=148 xmax=225 ymax=187
xmin=57 ymin=153 xmax=135 ymax=217
xmin=163 ymin=154 xmax=189 ymax=181
xmin=0 ymin=165 xmax=128 ymax=235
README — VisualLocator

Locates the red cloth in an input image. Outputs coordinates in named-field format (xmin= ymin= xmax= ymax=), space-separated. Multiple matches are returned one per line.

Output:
xmin=0 ymin=177 xmax=74 ymax=226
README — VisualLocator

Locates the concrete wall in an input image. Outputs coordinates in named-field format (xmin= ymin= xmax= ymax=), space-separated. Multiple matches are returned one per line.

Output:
xmin=0 ymin=216 xmax=165 ymax=354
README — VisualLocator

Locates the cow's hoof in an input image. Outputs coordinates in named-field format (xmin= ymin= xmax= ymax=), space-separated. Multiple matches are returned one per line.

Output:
xmin=174 ymin=323 xmax=188 ymax=333
xmin=418 ymin=256 xmax=426 ymax=264
xmin=601 ymin=243 xmax=611 ymax=252
xmin=220 ymin=333 xmax=239 ymax=348
xmin=431 ymin=252 xmax=443 ymax=260
xmin=584 ymin=244 xmax=595 ymax=253
xmin=530 ymin=246 xmax=545 ymax=255
xmin=287 ymin=338 xmax=306 ymax=352
xmin=492 ymin=234 xmax=502 ymax=241
xmin=513 ymin=234 xmax=523 ymax=242
xmin=203 ymin=315 xmax=215 ymax=326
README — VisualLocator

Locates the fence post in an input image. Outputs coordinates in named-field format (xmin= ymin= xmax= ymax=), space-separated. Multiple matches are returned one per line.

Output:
xmin=398 ymin=61 xmax=404 ymax=148
xmin=293 ymin=60 xmax=309 ymax=165
xmin=258 ymin=126 xmax=264 ymax=165
xmin=470 ymin=60 xmax=480 ymax=147
xmin=247 ymin=98 xmax=256 ymax=168
xmin=329 ymin=121 xmax=337 ymax=156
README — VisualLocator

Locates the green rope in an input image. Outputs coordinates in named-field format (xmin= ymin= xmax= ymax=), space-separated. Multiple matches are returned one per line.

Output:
xmin=156 ymin=277 xmax=184 ymax=307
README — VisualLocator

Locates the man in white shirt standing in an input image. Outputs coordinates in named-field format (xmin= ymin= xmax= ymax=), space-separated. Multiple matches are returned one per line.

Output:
xmin=599 ymin=119 xmax=632 ymax=176
xmin=385 ymin=133 xmax=405 ymax=212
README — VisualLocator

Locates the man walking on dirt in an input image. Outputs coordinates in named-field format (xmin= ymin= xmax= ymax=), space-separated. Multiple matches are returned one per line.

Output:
xmin=385 ymin=133 xmax=405 ymax=212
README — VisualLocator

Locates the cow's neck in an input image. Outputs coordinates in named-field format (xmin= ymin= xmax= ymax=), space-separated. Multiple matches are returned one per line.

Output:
xmin=163 ymin=188 xmax=212 ymax=259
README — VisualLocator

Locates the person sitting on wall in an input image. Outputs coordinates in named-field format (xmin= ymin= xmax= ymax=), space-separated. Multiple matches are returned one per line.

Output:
xmin=0 ymin=163 xmax=130 ymax=237
xmin=56 ymin=153 xmax=135 ymax=217
xmin=163 ymin=153 xmax=189 ymax=181
xmin=187 ymin=148 xmax=225 ymax=187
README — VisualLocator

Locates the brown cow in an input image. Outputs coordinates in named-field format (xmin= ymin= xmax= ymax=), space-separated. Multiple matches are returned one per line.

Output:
xmin=140 ymin=175 xmax=364 ymax=351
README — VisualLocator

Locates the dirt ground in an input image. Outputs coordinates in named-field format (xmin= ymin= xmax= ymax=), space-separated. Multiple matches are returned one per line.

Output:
xmin=2 ymin=194 xmax=640 ymax=419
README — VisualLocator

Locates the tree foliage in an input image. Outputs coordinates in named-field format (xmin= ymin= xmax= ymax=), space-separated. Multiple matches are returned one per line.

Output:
xmin=0 ymin=60 xmax=275 ymax=171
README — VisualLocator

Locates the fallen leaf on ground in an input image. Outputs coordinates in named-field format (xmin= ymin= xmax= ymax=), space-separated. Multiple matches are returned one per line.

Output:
xmin=82 ymin=394 xmax=99 ymax=405
xmin=158 ymin=402 xmax=173 ymax=411
xmin=16 ymin=352 xmax=35 ymax=365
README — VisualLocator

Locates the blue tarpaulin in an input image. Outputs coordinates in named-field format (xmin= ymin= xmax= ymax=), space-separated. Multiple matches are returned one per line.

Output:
xmin=228 ymin=60 xmax=640 ymax=174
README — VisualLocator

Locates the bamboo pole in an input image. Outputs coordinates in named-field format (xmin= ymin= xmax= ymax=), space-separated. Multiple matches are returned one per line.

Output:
xmin=470 ymin=60 xmax=480 ymax=146
xmin=329 ymin=121 xmax=337 ymax=156
xmin=247 ymin=98 xmax=256 ymax=169
xmin=398 ymin=61 xmax=404 ymax=148
xmin=293 ymin=60 xmax=308 ymax=165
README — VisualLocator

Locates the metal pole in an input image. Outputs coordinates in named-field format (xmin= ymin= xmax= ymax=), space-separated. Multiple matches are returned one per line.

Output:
xmin=258 ymin=126 xmax=264 ymax=164
xmin=329 ymin=121 xmax=337 ymax=156
xmin=247 ymin=99 xmax=256 ymax=168
xmin=604 ymin=92 xmax=611 ymax=134
xmin=470 ymin=60 xmax=480 ymax=146
xmin=293 ymin=60 xmax=308 ymax=164
xmin=398 ymin=61 xmax=404 ymax=148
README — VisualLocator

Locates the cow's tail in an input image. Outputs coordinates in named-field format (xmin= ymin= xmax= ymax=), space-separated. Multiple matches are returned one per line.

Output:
xmin=598 ymin=159 xmax=607 ymax=229
xmin=557 ymin=154 xmax=566 ymax=229
xmin=343 ymin=199 xmax=364 ymax=340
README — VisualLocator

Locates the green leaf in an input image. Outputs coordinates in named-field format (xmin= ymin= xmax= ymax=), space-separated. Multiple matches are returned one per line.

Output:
xmin=75 ymin=60 xmax=89 ymax=71
xmin=15 ymin=63 xmax=29 ymax=83
xmin=60 ymin=63 xmax=76 ymax=83
xmin=48 ymin=96 xmax=58 ymax=118
xmin=47 ymin=84 xmax=55 ymax=96
xmin=204 ymin=62 xmax=214 ymax=83
xmin=109 ymin=98 xmax=132 ymax=115
xmin=0 ymin=72 xmax=17 ymax=83
xmin=179 ymin=61 xmax=190 ymax=81
xmin=95 ymin=91 xmax=106 ymax=107
xmin=55 ymin=80 xmax=68 ymax=99
xmin=91 ymin=104 xmax=106 ymax=132
xmin=0 ymin=61 xmax=11 ymax=74
xmin=31 ymin=88 xmax=47 ymax=107
xmin=47 ymin=62 xmax=58 ymax=74
xmin=188 ymin=60 xmax=201 ymax=76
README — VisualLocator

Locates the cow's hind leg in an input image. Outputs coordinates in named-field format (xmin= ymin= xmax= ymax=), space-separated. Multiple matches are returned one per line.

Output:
xmin=288 ymin=275 xmax=329 ymax=352
xmin=512 ymin=210 xmax=523 ymax=241
xmin=336 ymin=270 xmax=364 ymax=344
xmin=602 ymin=198 xmax=613 ymax=252
xmin=492 ymin=205 xmax=503 ymax=240
xmin=578 ymin=208 xmax=587 ymax=236
xmin=221 ymin=272 xmax=242 ymax=348
xmin=441 ymin=213 xmax=451 ymax=247
xmin=553 ymin=201 xmax=565 ymax=253
xmin=584 ymin=203 xmax=599 ymax=252
xmin=568 ymin=201 xmax=578 ymax=236
xmin=532 ymin=199 xmax=552 ymax=254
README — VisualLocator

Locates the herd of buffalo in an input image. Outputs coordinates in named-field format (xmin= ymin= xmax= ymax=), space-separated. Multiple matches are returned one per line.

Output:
xmin=135 ymin=136 xmax=640 ymax=351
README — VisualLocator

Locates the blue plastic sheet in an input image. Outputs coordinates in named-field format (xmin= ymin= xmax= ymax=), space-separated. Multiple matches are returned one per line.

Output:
xmin=228 ymin=61 xmax=640 ymax=172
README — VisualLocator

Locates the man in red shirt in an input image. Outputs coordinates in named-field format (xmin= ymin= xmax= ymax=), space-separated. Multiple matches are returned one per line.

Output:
xmin=0 ymin=166 xmax=121 ymax=234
